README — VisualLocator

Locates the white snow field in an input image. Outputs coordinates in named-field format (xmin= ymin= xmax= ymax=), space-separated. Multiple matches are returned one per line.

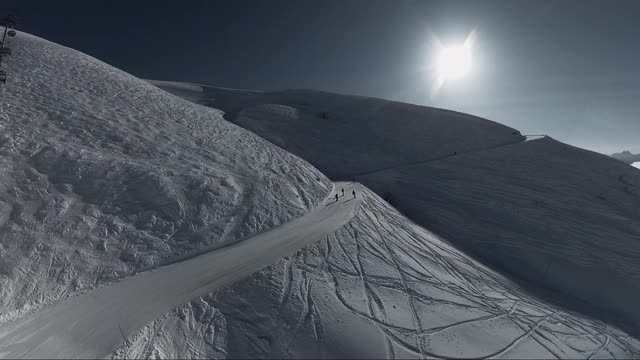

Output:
xmin=0 ymin=183 xmax=360 ymax=358
xmin=633 ymin=161 xmax=640 ymax=169
xmin=0 ymin=31 xmax=331 ymax=325
xmin=0 ymin=29 xmax=638 ymax=359
xmin=152 ymin=82 xmax=640 ymax=336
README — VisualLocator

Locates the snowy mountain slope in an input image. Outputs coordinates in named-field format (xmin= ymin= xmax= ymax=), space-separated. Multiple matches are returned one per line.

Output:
xmin=151 ymin=82 xmax=640 ymax=336
xmin=113 ymin=187 xmax=640 ymax=359
xmin=0 ymin=183 xmax=360 ymax=358
xmin=148 ymin=81 xmax=525 ymax=178
xmin=358 ymin=137 xmax=640 ymax=334
xmin=0 ymin=29 xmax=637 ymax=360
xmin=0 ymin=30 xmax=331 ymax=323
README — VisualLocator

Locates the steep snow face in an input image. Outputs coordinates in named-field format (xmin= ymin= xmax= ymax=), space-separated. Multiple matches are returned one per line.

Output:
xmin=359 ymin=137 xmax=640 ymax=334
xmin=149 ymin=82 xmax=525 ymax=178
xmin=633 ymin=162 xmax=640 ymax=169
xmin=0 ymin=31 xmax=331 ymax=320
xmin=151 ymin=82 xmax=640 ymax=335
xmin=114 ymin=188 xmax=640 ymax=359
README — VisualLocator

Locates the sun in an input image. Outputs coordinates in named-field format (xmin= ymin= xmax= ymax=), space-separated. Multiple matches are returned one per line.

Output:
xmin=437 ymin=44 xmax=471 ymax=80
xmin=429 ymin=30 xmax=477 ymax=97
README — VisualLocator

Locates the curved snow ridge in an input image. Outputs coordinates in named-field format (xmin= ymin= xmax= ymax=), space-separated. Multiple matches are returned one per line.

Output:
xmin=0 ymin=182 xmax=362 ymax=359
xmin=148 ymin=81 xmax=526 ymax=178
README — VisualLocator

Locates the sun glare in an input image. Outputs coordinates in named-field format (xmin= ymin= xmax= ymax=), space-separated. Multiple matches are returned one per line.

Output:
xmin=437 ymin=45 xmax=471 ymax=80
xmin=429 ymin=30 xmax=476 ymax=97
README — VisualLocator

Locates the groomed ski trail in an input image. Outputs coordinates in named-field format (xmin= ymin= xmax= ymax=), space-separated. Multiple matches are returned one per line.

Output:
xmin=0 ymin=182 xmax=362 ymax=359
xmin=345 ymin=135 xmax=547 ymax=179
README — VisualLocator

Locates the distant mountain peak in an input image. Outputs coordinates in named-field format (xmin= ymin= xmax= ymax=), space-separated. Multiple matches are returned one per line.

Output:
xmin=611 ymin=150 xmax=640 ymax=164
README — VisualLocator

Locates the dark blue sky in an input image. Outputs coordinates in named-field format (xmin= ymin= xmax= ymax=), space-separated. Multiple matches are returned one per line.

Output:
xmin=3 ymin=0 xmax=640 ymax=154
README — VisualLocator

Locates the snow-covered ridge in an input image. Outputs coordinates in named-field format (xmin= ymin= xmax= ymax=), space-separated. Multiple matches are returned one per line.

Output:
xmin=148 ymin=81 xmax=525 ymax=178
xmin=0 ymin=30 xmax=331 ymax=320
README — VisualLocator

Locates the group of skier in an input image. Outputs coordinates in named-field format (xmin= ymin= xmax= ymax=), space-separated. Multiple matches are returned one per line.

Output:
xmin=334 ymin=188 xmax=356 ymax=203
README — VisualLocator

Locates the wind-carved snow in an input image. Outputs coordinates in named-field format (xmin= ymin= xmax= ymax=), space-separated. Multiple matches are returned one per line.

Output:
xmin=113 ymin=188 xmax=640 ymax=359
xmin=0 ymin=30 xmax=330 ymax=323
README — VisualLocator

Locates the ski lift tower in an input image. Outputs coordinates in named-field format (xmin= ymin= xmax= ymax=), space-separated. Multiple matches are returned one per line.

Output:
xmin=0 ymin=14 xmax=17 ymax=50
xmin=0 ymin=14 xmax=16 ymax=83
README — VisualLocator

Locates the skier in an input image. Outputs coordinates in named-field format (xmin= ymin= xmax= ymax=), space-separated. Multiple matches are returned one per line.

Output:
xmin=352 ymin=190 xmax=356 ymax=199
xmin=335 ymin=193 xmax=339 ymax=202
xmin=341 ymin=188 xmax=345 ymax=196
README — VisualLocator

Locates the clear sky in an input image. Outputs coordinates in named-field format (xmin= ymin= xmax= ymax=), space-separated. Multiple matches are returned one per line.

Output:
xmin=3 ymin=0 xmax=639 ymax=154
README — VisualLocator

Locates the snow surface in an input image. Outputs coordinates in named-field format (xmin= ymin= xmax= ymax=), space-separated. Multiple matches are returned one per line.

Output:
xmin=113 ymin=187 xmax=640 ymax=359
xmin=359 ymin=137 xmax=640 ymax=334
xmin=0 ymin=30 xmax=330 ymax=322
xmin=0 ymin=29 xmax=638 ymax=359
xmin=152 ymin=82 xmax=640 ymax=336
xmin=633 ymin=162 xmax=640 ymax=169
xmin=0 ymin=183 xmax=360 ymax=358
xmin=148 ymin=82 xmax=525 ymax=178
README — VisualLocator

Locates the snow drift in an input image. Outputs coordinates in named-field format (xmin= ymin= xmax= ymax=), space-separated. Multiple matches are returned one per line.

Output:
xmin=152 ymin=82 xmax=640 ymax=336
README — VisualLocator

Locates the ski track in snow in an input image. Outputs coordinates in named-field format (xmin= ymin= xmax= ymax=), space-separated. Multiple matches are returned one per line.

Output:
xmin=114 ymin=188 xmax=639 ymax=359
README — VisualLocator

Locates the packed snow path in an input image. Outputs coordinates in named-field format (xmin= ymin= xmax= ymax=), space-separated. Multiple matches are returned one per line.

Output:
xmin=0 ymin=183 xmax=361 ymax=359
xmin=344 ymin=136 xmax=540 ymax=179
